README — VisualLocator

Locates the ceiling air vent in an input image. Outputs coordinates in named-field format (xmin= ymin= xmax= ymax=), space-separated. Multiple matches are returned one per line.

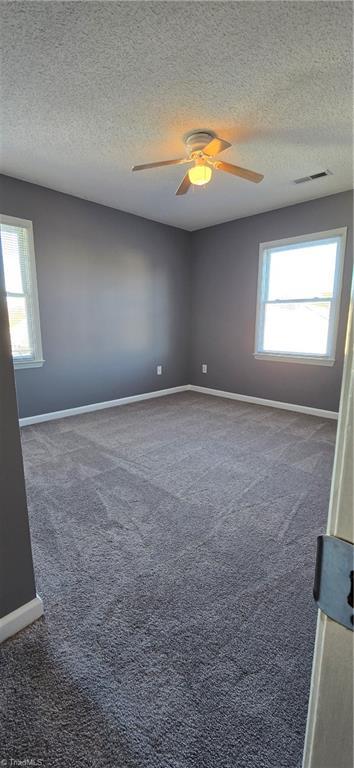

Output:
xmin=294 ymin=169 xmax=333 ymax=184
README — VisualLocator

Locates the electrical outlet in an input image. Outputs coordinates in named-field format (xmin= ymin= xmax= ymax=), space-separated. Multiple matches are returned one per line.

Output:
xmin=157 ymin=365 xmax=162 ymax=375
xmin=202 ymin=363 xmax=207 ymax=374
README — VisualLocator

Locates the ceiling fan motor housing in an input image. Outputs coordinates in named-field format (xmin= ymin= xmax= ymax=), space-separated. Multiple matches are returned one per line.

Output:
xmin=184 ymin=131 xmax=215 ymax=156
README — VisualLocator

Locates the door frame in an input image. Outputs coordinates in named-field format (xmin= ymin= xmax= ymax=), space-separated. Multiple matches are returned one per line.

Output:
xmin=302 ymin=275 xmax=353 ymax=768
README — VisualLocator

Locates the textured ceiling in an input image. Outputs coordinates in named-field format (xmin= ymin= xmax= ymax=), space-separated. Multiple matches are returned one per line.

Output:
xmin=0 ymin=1 xmax=352 ymax=231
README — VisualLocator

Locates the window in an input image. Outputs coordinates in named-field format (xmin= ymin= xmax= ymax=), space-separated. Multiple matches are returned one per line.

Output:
xmin=254 ymin=228 xmax=347 ymax=366
xmin=0 ymin=215 xmax=43 ymax=368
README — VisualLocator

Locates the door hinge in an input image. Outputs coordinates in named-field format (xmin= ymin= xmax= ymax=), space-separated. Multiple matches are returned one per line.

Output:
xmin=314 ymin=535 xmax=354 ymax=631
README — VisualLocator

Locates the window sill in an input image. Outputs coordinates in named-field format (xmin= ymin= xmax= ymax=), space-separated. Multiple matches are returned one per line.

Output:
xmin=253 ymin=353 xmax=335 ymax=367
xmin=14 ymin=359 xmax=45 ymax=370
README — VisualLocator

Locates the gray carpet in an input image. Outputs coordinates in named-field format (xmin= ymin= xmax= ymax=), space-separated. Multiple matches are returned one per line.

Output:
xmin=0 ymin=392 xmax=336 ymax=768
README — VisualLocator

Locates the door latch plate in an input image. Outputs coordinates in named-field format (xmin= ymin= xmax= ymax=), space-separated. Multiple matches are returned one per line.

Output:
xmin=314 ymin=535 xmax=354 ymax=631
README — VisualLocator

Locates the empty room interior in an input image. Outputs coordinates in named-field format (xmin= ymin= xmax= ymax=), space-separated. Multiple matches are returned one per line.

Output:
xmin=0 ymin=2 xmax=353 ymax=767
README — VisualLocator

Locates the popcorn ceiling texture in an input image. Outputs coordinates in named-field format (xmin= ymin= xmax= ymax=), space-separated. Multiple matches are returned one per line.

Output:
xmin=0 ymin=1 xmax=352 ymax=230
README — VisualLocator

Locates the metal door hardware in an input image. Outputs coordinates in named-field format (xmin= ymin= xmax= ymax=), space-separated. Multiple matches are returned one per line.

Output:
xmin=314 ymin=535 xmax=354 ymax=631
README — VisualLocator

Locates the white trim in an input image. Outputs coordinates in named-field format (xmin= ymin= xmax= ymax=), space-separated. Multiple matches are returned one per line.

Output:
xmin=19 ymin=385 xmax=191 ymax=426
xmin=0 ymin=213 xmax=44 ymax=367
xmin=254 ymin=353 xmax=335 ymax=366
xmin=0 ymin=595 xmax=43 ymax=644
xmin=254 ymin=227 xmax=347 ymax=365
xmin=189 ymin=385 xmax=338 ymax=420
xmin=256 ymin=227 xmax=348 ymax=252
xmin=18 ymin=383 xmax=338 ymax=426
xmin=302 ymin=266 xmax=354 ymax=768
xmin=14 ymin=358 xmax=45 ymax=369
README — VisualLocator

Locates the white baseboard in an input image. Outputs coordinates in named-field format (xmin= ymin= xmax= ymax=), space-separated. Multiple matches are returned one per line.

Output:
xmin=0 ymin=595 xmax=44 ymax=644
xmin=19 ymin=385 xmax=190 ymax=426
xmin=189 ymin=385 xmax=338 ymax=420
xmin=19 ymin=382 xmax=338 ymax=426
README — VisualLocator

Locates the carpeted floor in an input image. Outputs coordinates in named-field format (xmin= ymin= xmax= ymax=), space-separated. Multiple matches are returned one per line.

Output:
xmin=0 ymin=392 xmax=336 ymax=768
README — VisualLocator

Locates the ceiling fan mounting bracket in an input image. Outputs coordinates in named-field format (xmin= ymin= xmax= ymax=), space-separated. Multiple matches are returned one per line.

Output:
xmin=184 ymin=131 xmax=216 ymax=153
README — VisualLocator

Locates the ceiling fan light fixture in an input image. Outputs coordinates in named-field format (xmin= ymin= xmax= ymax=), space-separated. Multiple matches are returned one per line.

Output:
xmin=188 ymin=164 xmax=212 ymax=186
xmin=132 ymin=132 xmax=264 ymax=195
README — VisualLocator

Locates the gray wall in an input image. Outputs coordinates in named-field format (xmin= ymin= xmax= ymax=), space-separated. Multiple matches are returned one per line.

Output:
xmin=0 ymin=176 xmax=352 ymax=419
xmin=190 ymin=191 xmax=353 ymax=412
xmin=0 ymin=175 xmax=191 ymax=418
xmin=0 ymin=243 xmax=37 ymax=618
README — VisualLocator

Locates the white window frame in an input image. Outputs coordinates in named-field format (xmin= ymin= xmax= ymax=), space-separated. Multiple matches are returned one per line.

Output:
xmin=254 ymin=228 xmax=347 ymax=366
xmin=0 ymin=214 xmax=44 ymax=369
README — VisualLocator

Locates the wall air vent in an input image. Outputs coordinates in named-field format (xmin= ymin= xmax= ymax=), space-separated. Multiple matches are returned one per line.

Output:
xmin=294 ymin=169 xmax=333 ymax=184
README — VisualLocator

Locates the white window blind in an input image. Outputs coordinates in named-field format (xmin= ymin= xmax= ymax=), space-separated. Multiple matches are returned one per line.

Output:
xmin=0 ymin=215 xmax=43 ymax=368
xmin=254 ymin=228 xmax=347 ymax=365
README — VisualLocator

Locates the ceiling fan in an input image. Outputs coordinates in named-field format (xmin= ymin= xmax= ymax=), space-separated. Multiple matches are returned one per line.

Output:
xmin=132 ymin=131 xmax=264 ymax=195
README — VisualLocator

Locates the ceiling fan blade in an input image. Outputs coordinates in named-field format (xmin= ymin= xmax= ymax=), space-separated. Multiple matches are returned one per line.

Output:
xmin=202 ymin=137 xmax=231 ymax=157
xmin=214 ymin=160 xmax=264 ymax=183
xmin=176 ymin=173 xmax=192 ymax=196
xmin=132 ymin=158 xmax=190 ymax=171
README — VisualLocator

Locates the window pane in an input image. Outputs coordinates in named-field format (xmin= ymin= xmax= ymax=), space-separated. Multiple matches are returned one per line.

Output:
xmin=267 ymin=241 xmax=338 ymax=301
xmin=6 ymin=296 xmax=32 ymax=358
xmin=263 ymin=301 xmax=331 ymax=355
xmin=1 ymin=227 xmax=24 ymax=293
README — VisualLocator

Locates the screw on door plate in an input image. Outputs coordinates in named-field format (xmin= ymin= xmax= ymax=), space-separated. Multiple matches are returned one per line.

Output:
xmin=348 ymin=571 xmax=354 ymax=625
